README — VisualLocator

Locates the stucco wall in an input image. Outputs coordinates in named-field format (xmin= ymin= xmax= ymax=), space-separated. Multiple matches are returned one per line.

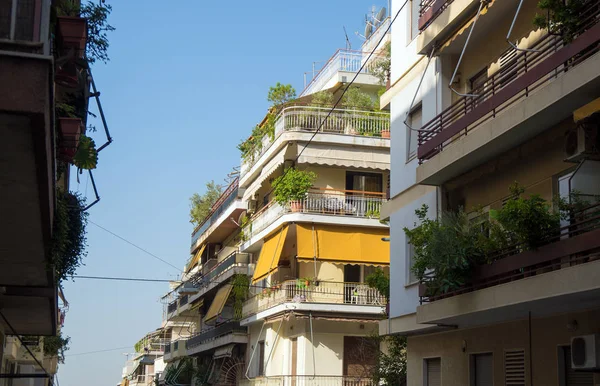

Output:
xmin=407 ymin=308 xmax=600 ymax=386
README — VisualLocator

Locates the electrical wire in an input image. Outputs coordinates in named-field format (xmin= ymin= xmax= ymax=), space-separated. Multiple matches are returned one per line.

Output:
xmin=73 ymin=275 xmax=172 ymax=283
xmin=88 ymin=220 xmax=182 ymax=272
xmin=66 ymin=346 xmax=132 ymax=357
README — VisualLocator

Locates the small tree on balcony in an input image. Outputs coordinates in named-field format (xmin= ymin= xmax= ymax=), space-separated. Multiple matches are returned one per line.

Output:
xmin=272 ymin=168 xmax=317 ymax=206
xmin=43 ymin=332 xmax=71 ymax=364
xmin=267 ymin=83 xmax=296 ymax=106
xmin=189 ymin=181 xmax=223 ymax=227
xmin=533 ymin=0 xmax=585 ymax=43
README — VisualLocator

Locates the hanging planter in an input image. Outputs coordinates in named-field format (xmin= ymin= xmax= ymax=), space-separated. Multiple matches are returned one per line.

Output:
xmin=57 ymin=16 xmax=87 ymax=57
xmin=58 ymin=117 xmax=82 ymax=162
xmin=72 ymin=135 xmax=98 ymax=170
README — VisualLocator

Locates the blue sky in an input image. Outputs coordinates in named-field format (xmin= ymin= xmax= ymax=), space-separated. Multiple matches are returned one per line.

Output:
xmin=59 ymin=1 xmax=386 ymax=385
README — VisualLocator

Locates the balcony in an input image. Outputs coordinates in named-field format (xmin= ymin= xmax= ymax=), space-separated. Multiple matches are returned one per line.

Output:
xmin=241 ymin=280 xmax=386 ymax=323
xmin=417 ymin=4 xmax=600 ymax=184
xmin=186 ymin=321 xmax=246 ymax=355
xmin=416 ymin=203 xmax=600 ymax=328
xmin=239 ymin=375 xmax=374 ymax=386
xmin=240 ymin=106 xmax=390 ymax=177
xmin=300 ymin=49 xmax=383 ymax=97
xmin=189 ymin=252 xmax=250 ymax=290
xmin=242 ymin=188 xmax=386 ymax=246
xmin=191 ymin=178 xmax=245 ymax=249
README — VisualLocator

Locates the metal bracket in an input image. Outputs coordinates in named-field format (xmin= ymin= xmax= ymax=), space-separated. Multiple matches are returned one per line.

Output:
xmin=506 ymin=0 xmax=541 ymax=52
xmin=449 ymin=0 xmax=488 ymax=97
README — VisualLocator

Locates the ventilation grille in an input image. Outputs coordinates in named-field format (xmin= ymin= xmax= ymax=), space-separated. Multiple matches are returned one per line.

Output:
xmin=505 ymin=350 xmax=526 ymax=386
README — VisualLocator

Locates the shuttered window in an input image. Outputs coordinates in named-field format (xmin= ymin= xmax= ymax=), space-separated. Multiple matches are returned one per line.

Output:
xmin=425 ymin=358 xmax=441 ymax=386
xmin=504 ymin=350 xmax=525 ymax=386
xmin=561 ymin=346 xmax=593 ymax=386
xmin=471 ymin=353 xmax=493 ymax=386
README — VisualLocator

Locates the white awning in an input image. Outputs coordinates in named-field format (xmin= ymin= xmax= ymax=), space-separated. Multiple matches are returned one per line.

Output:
xmin=213 ymin=344 xmax=236 ymax=359
xmin=296 ymin=143 xmax=390 ymax=170
xmin=243 ymin=151 xmax=286 ymax=201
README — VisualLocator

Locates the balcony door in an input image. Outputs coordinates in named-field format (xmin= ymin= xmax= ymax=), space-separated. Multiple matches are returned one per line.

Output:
xmin=345 ymin=171 xmax=383 ymax=216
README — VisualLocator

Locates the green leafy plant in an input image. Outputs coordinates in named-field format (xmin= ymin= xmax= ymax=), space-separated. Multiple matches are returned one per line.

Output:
xmin=72 ymin=134 xmax=98 ymax=170
xmin=231 ymin=274 xmax=250 ymax=320
xmin=267 ymin=83 xmax=296 ymax=106
xmin=371 ymin=334 xmax=407 ymax=386
xmin=342 ymin=86 xmax=374 ymax=110
xmin=51 ymin=191 xmax=88 ymax=283
xmin=365 ymin=268 xmax=390 ymax=301
xmin=310 ymin=90 xmax=335 ymax=107
xmin=272 ymin=168 xmax=317 ymax=206
xmin=55 ymin=102 xmax=77 ymax=118
xmin=295 ymin=277 xmax=314 ymax=289
xmin=370 ymin=42 xmax=391 ymax=85
xmin=490 ymin=182 xmax=560 ymax=250
xmin=239 ymin=214 xmax=252 ymax=242
xmin=533 ymin=0 xmax=585 ymax=42
xmin=43 ymin=332 xmax=70 ymax=364
xmin=189 ymin=181 xmax=223 ymax=226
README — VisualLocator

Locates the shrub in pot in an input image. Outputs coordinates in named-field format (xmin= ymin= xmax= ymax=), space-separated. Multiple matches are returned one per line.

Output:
xmin=272 ymin=168 xmax=317 ymax=212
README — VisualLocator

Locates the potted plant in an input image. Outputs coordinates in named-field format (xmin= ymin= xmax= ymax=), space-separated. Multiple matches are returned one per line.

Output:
xmin=272 ymin=168 xmax=317 ymax=212
xmin=381 ymin=128 xmax=391 ymax=138
xmin=57 ymin=16 xmax=87 ymax=56
xmin=58 ymin=117 xmax=82 ymax=162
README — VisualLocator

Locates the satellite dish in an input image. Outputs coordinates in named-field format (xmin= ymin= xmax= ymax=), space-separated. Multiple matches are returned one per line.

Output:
xmin=365 ymin=22 xmax=373 ymax=38
xmin=376 ymin=7 xmax=387 ymax=23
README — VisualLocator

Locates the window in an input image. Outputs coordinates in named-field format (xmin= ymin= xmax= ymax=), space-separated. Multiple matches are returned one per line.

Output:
xmin=257 ymin=341 xmax=265 ymax=376
xmin=410 ymin=0 xmax=420 ymax=41
xmin=424 ymin=358 xmax=441 ymax=386
xmin=470 ymin=353 xmax=493 ymax=386
xmin=346 ymin=171 xmax=383 ymax=193
xmin=407 ymin=240 xmax=418 ymax=285
xmin=407 ymin=104 xmax=422 ymax=161
xmin=469 ymin=68 xmax=488 ymax=110
xmin=0 ymin=0 xmax=36 ymax=41
xmin=558 ymin=346 xmax=593 ymax=386
xmin=504 ymin=350 xmax=525 ymax=386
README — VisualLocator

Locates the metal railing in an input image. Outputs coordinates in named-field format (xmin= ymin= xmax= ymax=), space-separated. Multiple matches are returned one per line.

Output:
xmin=241 ymin=188 xmax=386 ymax=242
xmin=419 ymin=202 xmax=600 ymax=303
xmin=190 ymin=252 xmax=250 ymax=288
xmin=167 ymin=300 xmax=177 ymax=314
xmin=164 ymin=344 xmax=171 ymax=354
xmin=419 ymin=0 xmax=456 ymax=31
xmin=130 ymin=374 xmax=154 ymax=385
xmin=240 ymin=375 xmax=375 ymax=386
xmin=242 ymin=280 xmax=386 ymax=318
xmin=301 ymin=49 xmax=384 ymax=97
xmin=242 ymin=106 xmax=390 ymax=175
xmin=190 ymin=178 xmax=239 ymax=246
xmin=179 ymin=294 xmax=189 ymax=306
xmin=418 ymin=1 xmax=600 ymax=162
xmin=186 ymin=321 xmax=246 ymax=349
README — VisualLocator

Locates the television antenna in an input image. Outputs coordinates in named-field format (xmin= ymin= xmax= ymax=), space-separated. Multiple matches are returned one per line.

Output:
xmin=375 ymin=7 xmax=387 ymax=23
xmin=343 ymin=26 xmax=352 ymax=50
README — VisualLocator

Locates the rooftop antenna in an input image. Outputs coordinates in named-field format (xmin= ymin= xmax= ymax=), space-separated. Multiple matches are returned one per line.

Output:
xmin=375 ymin=7 xmax=387 ymax=24
xmin=343 ymin=26 xmax=352 ymax=50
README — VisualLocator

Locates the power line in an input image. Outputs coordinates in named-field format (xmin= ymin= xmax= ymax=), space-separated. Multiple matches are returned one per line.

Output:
xmin=74 ymin=275 xmax=173 ymax=283
xmin=89 ymin=220 xmax=182 ymax=272
xmin=67 ymin=346 xmax=132 ymax=357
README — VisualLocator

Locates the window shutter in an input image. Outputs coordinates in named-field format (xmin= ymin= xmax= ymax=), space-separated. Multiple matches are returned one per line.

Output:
xmin=564 ymin=347 xmax=593 ymax=386
xmin=504 ymin=350 xmax=525 ymax=386
xmin=426 ymin=358 xmax=441 ymax=386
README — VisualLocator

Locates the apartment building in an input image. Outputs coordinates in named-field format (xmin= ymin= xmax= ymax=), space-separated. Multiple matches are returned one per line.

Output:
xmin=381 ymin=0 xmax=600 ymax=384
xmin=121 ymin=329 xmax=168 ymax=386
xmin=237 ymin=34 xmax=392 ymax=384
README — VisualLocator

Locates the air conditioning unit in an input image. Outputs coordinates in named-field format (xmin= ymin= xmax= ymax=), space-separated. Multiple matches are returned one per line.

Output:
xmin=571 ymin=334 xmax=600 ymax=370
xmin=565 ymin=120 xmax=600 ymax=162
xmin=247 ymin=199 xmax=258 ymax=214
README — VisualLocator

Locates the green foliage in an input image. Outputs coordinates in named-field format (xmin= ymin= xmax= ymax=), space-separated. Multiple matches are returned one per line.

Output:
xmin=295 ymin=277 xmax=314 ymax=289
xmin=370 ymin=42 xmax=392 ymax=85
xmin=533 ymin=0 xmax=585 ymax=42
xmin=371 ymin=335 xmax=407 ymax=386
xmin=231 ymin=274 xmax=250 ymax=320
xmin=51 ymin=191 xmax=88 ymax=283
xmin=56 ymin=102 xmax=77 ymax=118
xmin=310 ymin=90 xmax=335 ymax=107
xmin=189 ymin=181 xmax=223 ymax=226
xmin=272 ymin=168 xmax=317 ymax=205
xmin=43 ymin=332 xmax=70 ymax=364
xmin=72 ymin=134 xmax=98 ymax=170
xmin=489 ymin=183 xmax=560 ymax=250
xmin=267 ymin=82 xmax=296 ymax=106
xmin=239 ymin=214 xmax=252 ymax=242
xmin=342 ymin=86 xmax=374 ymax=110
xmin=365 ymin=268 xmax=390 ymax=301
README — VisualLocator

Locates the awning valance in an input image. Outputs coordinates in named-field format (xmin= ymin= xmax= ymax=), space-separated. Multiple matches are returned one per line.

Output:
xmin=574 ymin=98 xmax=600 ymax=122
xmin=204 ymin=284 xmax=233 ymax=324
xmin=296 ymin=224 xmax=389 ymax=266
xmin=190 ymin=298 xmax=204 ymax=311
xmin=185 ymin=244 xmax=206 ymax=273
xmin=243 ymin=151 xmax=286 ymax=201
xmin=296 ymin=143 xmax=390 ymax=170
xmin=214 ymin=344 xmax=236 ymax=359
xmin=251 ymin=225 xmax=289 ymax=284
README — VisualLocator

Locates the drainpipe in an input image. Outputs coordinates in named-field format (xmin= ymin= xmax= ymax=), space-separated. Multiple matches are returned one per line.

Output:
xmin=309 ymin=313 xmax=316 ymax=380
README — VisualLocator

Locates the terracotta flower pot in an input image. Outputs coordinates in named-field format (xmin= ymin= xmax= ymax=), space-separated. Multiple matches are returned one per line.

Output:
xmin=290 ymin=201 xmax=303 ymax=212
xmin=381 ymin=129 xmax=391 ymax=138
xmin=58 ymin=117 xmax=82 ymax=162
xmin=57 ymin=16 xmax=87 ymax=56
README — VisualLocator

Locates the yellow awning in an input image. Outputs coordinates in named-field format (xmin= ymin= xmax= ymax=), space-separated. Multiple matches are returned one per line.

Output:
xmin=296 ymin=224 xmax=389 ymax=265
xmin=574 ymin=98 xmax=600 ymax=122
xmin=251 ymin=225 xmax=289 ymax=284
xmin=190 ymin=298 xmax=204 ymax=311
xmin=185 ymin=244 xmax=206 ymax=273
xmin=204 ymin=284 xmax=233 ymax=324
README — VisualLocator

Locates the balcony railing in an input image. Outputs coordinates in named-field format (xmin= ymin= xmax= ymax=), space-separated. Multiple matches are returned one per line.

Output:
xmin=418 ymin=2 xmax=600 ymax=162
xmin=419 ymin=202 xmax=600 ymax=303
xmin=179 ymin=294 xmax=189 ymax=306
xmin=242 ymin=280 xmax=386 ymax=318
xmin=240 ymin=375 xmax=375 ymax=386
xmin=242 ymin=188 xmax=386 ymax=242
xmin=186 ymin=321 xmax=246 ymax=349
xmin=301 ymin=49 xmax=384 ymax=97
xmin=190 ymin=178 xmax=239 ymax=246
xmin=419 ymin=0 xmax=455 ymax=31
xmin=189 ymin=252 xmax=250 ymax=288
xmin=164 ymin=344 xmax=171 ymax=354
xmin=167 ymin=300 xmax=177 ymax=314
xmin=242 ymin=106 xmax=390 ymax=175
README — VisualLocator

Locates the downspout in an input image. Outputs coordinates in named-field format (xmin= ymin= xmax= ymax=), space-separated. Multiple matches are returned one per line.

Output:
xmin=245 ymin=321 xmax=266 ymax=380
xmin=309 ymin=313 xmax=316 ymax=380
